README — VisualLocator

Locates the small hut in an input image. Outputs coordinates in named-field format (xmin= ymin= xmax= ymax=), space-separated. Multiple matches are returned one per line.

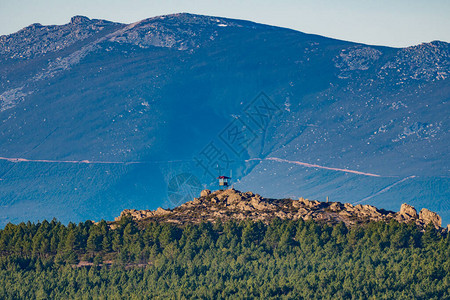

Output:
xmin=217 ymin=176 xmax=231 ymax=189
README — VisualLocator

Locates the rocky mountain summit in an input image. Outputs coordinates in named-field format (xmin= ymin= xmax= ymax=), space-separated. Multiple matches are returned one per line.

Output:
xmin=115 ymin=189 xmax=443 ymax=230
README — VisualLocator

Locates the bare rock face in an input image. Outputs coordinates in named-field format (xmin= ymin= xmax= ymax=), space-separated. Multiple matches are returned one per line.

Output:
xmin=399 ymin=203 xmax=418 ymax=219
xmin=200 ymin=189 xmax=211 ymax=197
xmin=419 ymin=208 xmax=442 ymax=228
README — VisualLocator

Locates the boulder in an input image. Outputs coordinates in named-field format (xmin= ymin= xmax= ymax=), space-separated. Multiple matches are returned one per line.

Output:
xmin=298 ymin=198 xmax=320 ymax=208
xmin=339 ymin=210 xmax=352 ymax=217
xmin=419 ymin=208 xmax=442 ymax=228
xmin=237 ymin=202 xmax=253 ymax=211
xmin=200 ymin=189 xmax=211 ymax=197
xmin=154 ymin=207 xmax=170 ymax=216
xmin=115 ymin=209 xmax=155 ymax=221
xmin=292 ymin=199 xmax=302 ymax=208
xmin=353 ymin=204 xmax=382 ymax=219
xmin=344 ymin=203 xmax=354 ymax=210
xmin=250 ymin=197 xmax=276 ymax=210
xmin=275 ymin=211 xmax=287 ymax=219
xmin=399 ymin=203 xmax=418 ymax=219
xmin=226 ymin=193 xmax=243 ymax=205
xmin=217 ymin=189 xmax=244 ymax=205
xmin=362 ymin=204 xmax=378 ymax=214
xmin=329 ymin=202 xmax=343 ymax=211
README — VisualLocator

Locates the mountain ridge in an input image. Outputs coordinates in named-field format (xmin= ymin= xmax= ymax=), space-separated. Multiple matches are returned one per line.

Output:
xmin=114 ymin=188 xmax=445 ymax=230
xmin=0 ymin=13 xmax=448 ymax=227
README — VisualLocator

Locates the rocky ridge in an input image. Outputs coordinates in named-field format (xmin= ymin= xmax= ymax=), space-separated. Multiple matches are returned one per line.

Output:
xmin=115 ymin=189 xmax=444 ymax=230
xmin=0 ymin=16 xmax=121 ymax=60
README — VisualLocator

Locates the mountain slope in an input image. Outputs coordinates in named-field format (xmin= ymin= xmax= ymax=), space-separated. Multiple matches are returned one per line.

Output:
xmin=0 ymin=13 xmax=448 ymax=226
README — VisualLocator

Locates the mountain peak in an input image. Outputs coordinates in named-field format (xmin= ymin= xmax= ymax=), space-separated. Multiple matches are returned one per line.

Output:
xmin=70 ymin=15 xmax=91 ymax=24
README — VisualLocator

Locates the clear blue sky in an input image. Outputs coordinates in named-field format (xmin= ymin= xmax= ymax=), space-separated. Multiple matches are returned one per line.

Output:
xmin=0 ymin=0 xmax=449 ymax=47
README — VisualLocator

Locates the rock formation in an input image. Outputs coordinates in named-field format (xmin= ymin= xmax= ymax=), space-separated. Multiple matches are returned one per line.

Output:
xmin=418 ymin=208 xmax=442 ymax=228
xmin=115 ymin=207 xmax=169 ymax=222
xmin=399 ymin=203 xmax=418 ymax=219
xmin=200 ymin=189 xmax=211 ymax=197
xmin=114 ymin=189 xmax=443 ymax=231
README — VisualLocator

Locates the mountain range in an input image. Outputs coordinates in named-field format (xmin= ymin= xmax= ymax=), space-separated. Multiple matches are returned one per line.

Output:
xmin=0 ymin=13 xmax=448 ymax=227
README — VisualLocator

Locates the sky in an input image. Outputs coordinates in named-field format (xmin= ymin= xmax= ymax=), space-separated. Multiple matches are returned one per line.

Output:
xmin=0 ymin=0 xmax=449 ymax=47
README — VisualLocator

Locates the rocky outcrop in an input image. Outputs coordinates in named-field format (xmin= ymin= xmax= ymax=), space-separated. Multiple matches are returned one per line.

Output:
xmin=392 ymin=204 xmax=444 ymax=229
xmin=334 ymin=46 xmax=382 ymax=73
xmin=0 ymin=16 xmax=121 ymax=60
xmin=115 ymin=207 xmax=170 ymax=221
xmin=399 ymin=203 xmax=418 ymax=219
xmin=419 ymin=208 xmax=442 ymax=228
xmin=379 ymin=41 xmax=449 ymax=82
xmin=200 ymin=189 xmax=211 ymax=197
xmin=114 ymin=189 xmax=443 ymax=230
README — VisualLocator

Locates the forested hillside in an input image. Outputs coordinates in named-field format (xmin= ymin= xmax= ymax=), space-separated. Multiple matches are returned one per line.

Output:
xmin=0 ymin=217 xmax=449 ymax=299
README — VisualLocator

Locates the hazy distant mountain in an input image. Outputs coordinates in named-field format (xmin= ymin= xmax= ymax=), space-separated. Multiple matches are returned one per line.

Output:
xmin=0 ymin=13 xmax=448 ymax=226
